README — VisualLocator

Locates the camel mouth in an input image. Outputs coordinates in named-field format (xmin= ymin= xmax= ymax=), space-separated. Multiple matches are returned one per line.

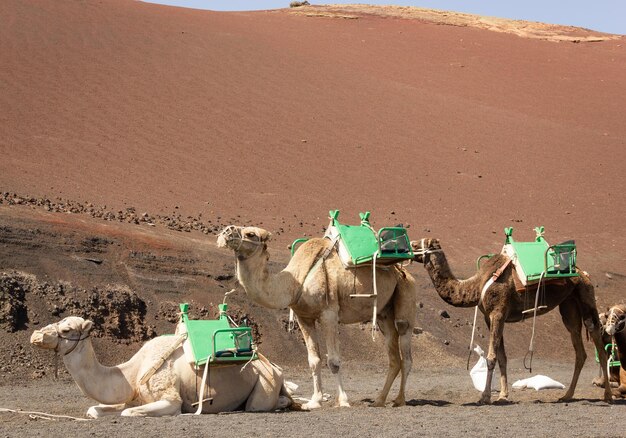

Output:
xmin=216 ymin=225 xmax=241 ymax=249
xmin=30 ymin=329 xmax=54 ymax=349
xmin=216 ymin=233 xmax=229 ymax=248
xmin=605 ymin=324 xmax=617 ymax=336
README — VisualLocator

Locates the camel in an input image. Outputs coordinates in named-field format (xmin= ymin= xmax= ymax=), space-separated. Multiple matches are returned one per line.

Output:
xmin=217 ymin=226 xmax=417 ymax=409
xmin=411 ymin=238 xmax=612 ymax=404
xmin=30 ymin=316 xmax=294 ymax=417
xmin=596 ymin=304 xmax=626 ymax=396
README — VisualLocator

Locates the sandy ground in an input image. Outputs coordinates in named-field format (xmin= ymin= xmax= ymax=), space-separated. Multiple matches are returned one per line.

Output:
xmin=1 ymin=364 xmax=624 ymax=437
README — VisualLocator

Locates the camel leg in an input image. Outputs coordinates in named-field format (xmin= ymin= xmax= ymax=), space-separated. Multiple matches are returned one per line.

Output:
xmin=371 ymin=310 xmax=401 ymax=407
xmin=574 ymin=275 xmax=612 ymax=402
xmin=480 ymin=312 xmax=505 ymax=405
xmin=617 ymin=367 xmax=626 ymax=397
xmin=298 ymin=316 xmax=324 ymax=410
xmin=390 ymin=275 xmax=415 ymax=407
xmin=392 ymin=318 xmax=412 ymax=407
xmin=120 ymin=399 xmax=182 ymax=417
xmin=320 ymin=309 xmax=350 ymax=407
xmin=245 ymin=356 xmax=284 ymax=412
xmin=557 ymin=298 xmax=587 ymax=401
xmin=496 ymin=338 xmax=509 ymax=401
xmin=86 ymin=403 xmax=126 ymax=418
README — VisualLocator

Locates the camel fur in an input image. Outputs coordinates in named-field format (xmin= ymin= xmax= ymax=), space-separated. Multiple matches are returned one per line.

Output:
xmin=411 ymin=238 xmax=612 ymax=404
xmin=594 ymin=304 xmax=626 ymax=397
xmin=217 ymin=226 xmax=417 ymax=409
xmin=30 ymin=317 xmax=294 ymax=417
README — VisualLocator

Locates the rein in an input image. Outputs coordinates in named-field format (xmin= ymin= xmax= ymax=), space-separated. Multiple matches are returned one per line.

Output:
xmin=51 ymin=322 xmax=90 ymax=378
xmin=413 ymin=238 xmax=443 ymax=265
xmin=54 ymin=323 xmax=90 ymax=356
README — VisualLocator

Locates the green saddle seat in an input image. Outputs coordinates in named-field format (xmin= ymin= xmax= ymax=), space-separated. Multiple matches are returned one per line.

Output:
xmin=177 ymin=303 xmax=257 ymax=367
xmin=324 ymin=210 xmax=413 ymax=267
xmin=502 ymin=226 xmax=578 ymax=286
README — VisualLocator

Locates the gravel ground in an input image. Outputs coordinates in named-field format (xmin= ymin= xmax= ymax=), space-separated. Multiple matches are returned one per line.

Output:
xmin=1 ymin=361 xmax=623 ymax=438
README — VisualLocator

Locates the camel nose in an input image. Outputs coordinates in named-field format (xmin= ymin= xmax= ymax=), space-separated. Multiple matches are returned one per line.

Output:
xmin=217 ymin=225 xmax=240 ymax=248
xmin=606 ymin=324 xmax=616 ymax=336
xmin=30 ymin=330 xmax=44 ymax=346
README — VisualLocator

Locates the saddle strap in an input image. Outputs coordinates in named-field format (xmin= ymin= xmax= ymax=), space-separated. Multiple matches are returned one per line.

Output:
xmin=139 ymin=334 xmax=187 ymax=386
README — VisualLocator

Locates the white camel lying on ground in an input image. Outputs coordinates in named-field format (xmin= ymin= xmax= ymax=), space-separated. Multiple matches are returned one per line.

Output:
xmin=30 ymin=316 xmax=294 ymax=417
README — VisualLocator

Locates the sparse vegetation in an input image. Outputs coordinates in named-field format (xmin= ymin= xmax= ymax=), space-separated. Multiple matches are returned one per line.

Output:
xmin=290 ymin=1 xmax=310 ymax=8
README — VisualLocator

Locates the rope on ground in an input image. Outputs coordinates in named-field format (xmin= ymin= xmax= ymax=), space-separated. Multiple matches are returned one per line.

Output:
xmin=0 ymin=407 xmax=89 ymax=421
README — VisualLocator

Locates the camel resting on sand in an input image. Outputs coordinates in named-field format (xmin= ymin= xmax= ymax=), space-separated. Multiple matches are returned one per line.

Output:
xmin=411 ymin=238 xmax=612 ymax=404
xmin=31 ymin=317 xmax=294 ymax=417
xmin=217 ymin=225 xmax=417 ymax=409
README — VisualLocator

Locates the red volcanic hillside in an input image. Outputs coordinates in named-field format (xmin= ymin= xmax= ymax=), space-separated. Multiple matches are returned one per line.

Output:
xmin=1 ymin=0 xmax=624 ymax=255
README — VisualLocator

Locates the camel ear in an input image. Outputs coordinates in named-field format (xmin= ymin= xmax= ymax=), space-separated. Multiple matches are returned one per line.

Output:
xmin=259 ymin=230 xmax=272 ymax=242
xmin=82 ymin=320 xmax=94 ymax=333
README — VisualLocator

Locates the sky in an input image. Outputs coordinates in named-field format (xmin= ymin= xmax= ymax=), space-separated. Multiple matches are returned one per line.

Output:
xmin=144 ymin=1 xmax=625 ymax=35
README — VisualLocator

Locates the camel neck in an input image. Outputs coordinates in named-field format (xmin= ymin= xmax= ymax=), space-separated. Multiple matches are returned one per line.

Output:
xmin=236 ymin=251 xmax=296 ymax=309
xmin=425 ymin=251 xmax=481 ymax=308
xmin=63 ymin=339 xmax=136 ymax=405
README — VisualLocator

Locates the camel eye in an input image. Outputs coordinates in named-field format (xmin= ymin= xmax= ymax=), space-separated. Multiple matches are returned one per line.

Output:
xmin=245 ymin=232 xmax=256 ymax=239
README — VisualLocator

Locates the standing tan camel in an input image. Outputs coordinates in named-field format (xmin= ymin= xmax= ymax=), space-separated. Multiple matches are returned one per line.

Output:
xmin=411 ymin=238 xmax=612 ymax=404
xmin=217 ymin=226 xmax=417 ymax=409
xmin=31 ymin=316 xmax=294 ymax=417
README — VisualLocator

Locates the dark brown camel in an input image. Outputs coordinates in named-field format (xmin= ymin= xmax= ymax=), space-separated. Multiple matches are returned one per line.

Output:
xmin=411 ymin=238 xmax=612 ymax=404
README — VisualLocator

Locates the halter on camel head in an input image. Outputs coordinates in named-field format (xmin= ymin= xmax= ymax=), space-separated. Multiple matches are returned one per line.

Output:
xmin=217 ymin=226 xmax=271 ymax=260
xmin=605 ymin=305 xmax=626 ymax=336
xmin=410 ymin=238 xmax=442 ymax=265
xmin=30 ymin=317 xmax=93 ymax=378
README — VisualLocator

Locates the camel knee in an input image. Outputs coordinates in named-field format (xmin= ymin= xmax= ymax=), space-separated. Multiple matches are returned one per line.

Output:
xmin=583 ymin=316 xmax=599 ymax=332
xmin=308 ymin=355 xmax=322 ymax=372
xmin=394 ymin=320 xmax=410 ymax=336
xmin=327 ymin=357 xmax=341 ymax=374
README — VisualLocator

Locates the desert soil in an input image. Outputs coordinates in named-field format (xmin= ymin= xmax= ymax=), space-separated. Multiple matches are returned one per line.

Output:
xmin=1 ymin=364 xmax=625 ymax=437
xmin=1 ymin=1 xmax=625 ymax=436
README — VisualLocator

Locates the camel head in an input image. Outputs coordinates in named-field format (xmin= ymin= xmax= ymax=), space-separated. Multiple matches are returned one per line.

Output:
xmin=410 ymin=238 xmax=442 ymax=264
xmin=217 ymin=225 xmax=272 ymax=259
xmin=603 ymin=304 xmax=626 ymax=336
xmin=30 ymin=316 xmax=93 ymax=355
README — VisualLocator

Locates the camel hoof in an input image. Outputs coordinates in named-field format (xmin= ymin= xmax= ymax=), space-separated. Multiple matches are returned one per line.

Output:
xmin=392 ymin=398 xmax=406 ymax=407
xmin=334 ymin=400 xmax=350 ymax=408
xmin=477 ymin=396 xmax=492 ymax=405
xmin=302 ymin=400 xmax=322 ymax=410
xmin=369 ymin=400 xmax=386 ymax=408
xmin=121 ymin=408 xmax=145 ymax=417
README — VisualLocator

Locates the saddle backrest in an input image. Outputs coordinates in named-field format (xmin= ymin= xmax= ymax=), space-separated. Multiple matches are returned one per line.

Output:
xmin=502 ymin=227 xmax=578 ymax=286
xmin=325 ymin=210 xmax=413 ymax=267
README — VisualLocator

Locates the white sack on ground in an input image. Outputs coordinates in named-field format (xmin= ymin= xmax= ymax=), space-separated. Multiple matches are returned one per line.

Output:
xmin=512 ymin=375 xmax=565 ymax=391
